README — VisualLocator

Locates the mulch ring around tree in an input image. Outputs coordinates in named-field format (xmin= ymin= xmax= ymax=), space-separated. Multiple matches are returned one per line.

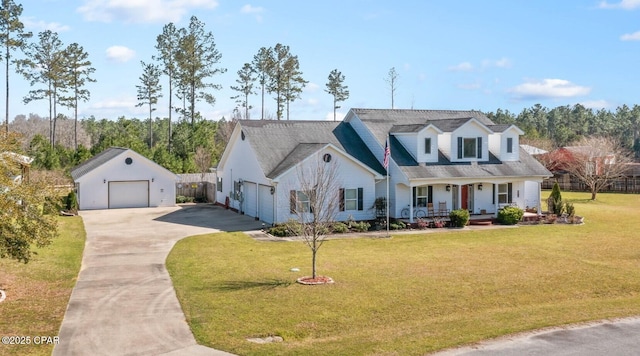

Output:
xmin=296 ymin=276 xmax=335 ymax=285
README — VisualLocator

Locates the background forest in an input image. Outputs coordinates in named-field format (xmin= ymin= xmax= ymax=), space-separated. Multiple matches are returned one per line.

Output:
xmin=2 ymin=1 xmax=639 ymax=181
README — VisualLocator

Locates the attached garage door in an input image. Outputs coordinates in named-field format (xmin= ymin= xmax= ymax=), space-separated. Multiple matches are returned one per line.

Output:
xmin=258 ymin=184 xmax=274 ymax=224
xmin=243 ymin=182 xmax=257 ymax=218
xmin=109 ymin=181 xmax=149 ymax=209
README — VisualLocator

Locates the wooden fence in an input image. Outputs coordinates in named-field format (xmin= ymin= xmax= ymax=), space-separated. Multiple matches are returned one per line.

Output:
xmin=176 ymin=173 xmax=216 ymax=202
xmin=542 ymin=174 xmax=640 ymax=193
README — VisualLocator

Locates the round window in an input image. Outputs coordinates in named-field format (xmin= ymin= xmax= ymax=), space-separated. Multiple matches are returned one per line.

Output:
xmin=323 ymin=153 xmax=332 ymax=162
xmin=125 ymin=157 xmax=133 ymax=165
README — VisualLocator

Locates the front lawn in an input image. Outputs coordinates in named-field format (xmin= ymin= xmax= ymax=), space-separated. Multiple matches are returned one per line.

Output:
xmin=0 ymin=216 xmax=86 ymax=356
xmin=167 ymin=192 xmax=640 ymax=355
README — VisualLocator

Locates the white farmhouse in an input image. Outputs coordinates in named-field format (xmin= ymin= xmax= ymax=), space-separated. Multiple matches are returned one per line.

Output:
xmin=215 ymin=109 xmax=552 ymax=224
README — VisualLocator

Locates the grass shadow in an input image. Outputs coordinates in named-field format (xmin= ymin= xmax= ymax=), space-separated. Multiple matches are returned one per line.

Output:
xmin=213 ymin=279 xmax=293 ymax=292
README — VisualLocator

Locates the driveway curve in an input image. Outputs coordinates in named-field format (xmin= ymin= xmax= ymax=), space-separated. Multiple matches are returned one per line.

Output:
xmin=54 ymin=204 xmax=265 ymax=356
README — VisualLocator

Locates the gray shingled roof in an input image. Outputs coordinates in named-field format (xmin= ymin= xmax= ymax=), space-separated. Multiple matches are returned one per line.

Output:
xmin=350 ymin=108 xmax=494 ymax=144
xmin=351 ymin=108 xmax=551 ymax=180
xmin=238 ymin=120 xmax=385 ymax=178
xmin=70 ymin=147 xmax=127 ymax=180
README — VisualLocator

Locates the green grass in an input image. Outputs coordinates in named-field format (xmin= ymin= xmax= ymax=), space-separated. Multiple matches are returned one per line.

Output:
xmin=0 ymin=216 xmax=86 ymax=356
xmin=168 ymin=191 xmax=640 ymax=355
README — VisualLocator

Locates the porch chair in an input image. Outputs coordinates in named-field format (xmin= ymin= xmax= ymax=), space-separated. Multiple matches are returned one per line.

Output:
xmin=438 ymin=201 xmax=450 ymax=217
xmin=427 ymin=202 xmax=436 ymax=218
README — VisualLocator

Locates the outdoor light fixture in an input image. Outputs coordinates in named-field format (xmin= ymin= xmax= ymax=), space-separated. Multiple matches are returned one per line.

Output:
xmin=151 ymin=178 xmax=154 ymax=183
xmin=270 ymin=186 xmax=275 ymax=195
xmin=478 ymin=183 xmax=483 ymax=191
xmin=103 ymin=179 xmax=106 ymax=184
xmin=446 ymin=185 xmax=451 ymax=192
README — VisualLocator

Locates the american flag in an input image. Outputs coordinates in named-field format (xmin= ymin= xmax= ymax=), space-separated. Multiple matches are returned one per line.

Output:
xmin=383 ymin=139 xmax=390 ymax=169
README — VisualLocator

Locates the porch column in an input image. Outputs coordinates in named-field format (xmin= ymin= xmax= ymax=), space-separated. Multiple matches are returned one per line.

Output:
xmin=537 ymin=182 xmax=542 ymax=215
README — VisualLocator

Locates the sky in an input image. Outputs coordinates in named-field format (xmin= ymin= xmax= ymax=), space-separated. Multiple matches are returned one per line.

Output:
xmin=7 ymin=0 xmax=640 ymax=122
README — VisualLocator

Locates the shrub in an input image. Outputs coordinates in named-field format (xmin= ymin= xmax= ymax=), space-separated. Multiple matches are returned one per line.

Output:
xmin=284 ymin=219 xmax=303 ymax=236
xmin=350 ymin=221 xmax=371 ymax=232
xmin=66 ymin=191 xmax=78 ymax=211
xmin=390 ymin=220 xmax=406 ymax=230
xmin=449 ymin=209 xmax=470 ymax=228
xmin=176 ymin=195 xmax=194 ymax=203
xmin=416 ymin=218 xmax=428 ymax=229
xmin=267 ymin=224 xmax=289 ymax=237
xmin=331 ymin=222 xmax=349 ymax=233
xmin=497 ymin=206 xmax=524 ymax=225
xmin=565 ymin=202 xmax=575 ymax=217
xmin=548 ymin=182 xmax=564 ymax=215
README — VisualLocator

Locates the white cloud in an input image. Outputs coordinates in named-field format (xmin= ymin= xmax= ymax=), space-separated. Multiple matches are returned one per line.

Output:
xmin=620 ymin=31 xmax=640 ymax=40
xmin=77 ymin=0 xmax=219 ymax=23
xmin=599 ymin=0 xmax=640 ymax=9
xmin=509 ymin=78 xmax=591 ymax=99
xmin=481 ymin=57 xmax=512 ymax=69
xmin=241 ymin=4 xmax=263 ymax=13
xmin=324 ymin=111 xmax=345 ymax=121
xmin=448 ymin=62 xmax=473 ymax=71
xmin=106 ymin=46 xmax=136 ymax=62
xmin=22 ymin=17 xmax=71 ymax=32
xmin=240 ymin=4 xmax=265 ymax=22
xmin=307 ymin=98 xmax=319 ymax=106
xmin=305 ymin=82 xmax=320 ymax=93
xmin=580 ymin=99 xmax=613 ymax=109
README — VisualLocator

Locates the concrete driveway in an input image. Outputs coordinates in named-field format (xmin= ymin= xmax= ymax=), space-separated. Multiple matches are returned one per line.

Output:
xmin=54 ymin=204 xmax=265 ymax=356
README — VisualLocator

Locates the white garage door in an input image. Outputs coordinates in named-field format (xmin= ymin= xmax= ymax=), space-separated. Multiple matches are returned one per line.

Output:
xmin=109 ymin=181 xmax=149 ymax=209
xmin=243 ymin=182 xmax=257 ymax=218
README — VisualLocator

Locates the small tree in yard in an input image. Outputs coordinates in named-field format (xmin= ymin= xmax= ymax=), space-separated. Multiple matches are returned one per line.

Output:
xmin=287 ymin=154 xmax=340 ymax=283
xmin=1 ymin=132 xmax=58 ymax=263
xmin=563 ymin=136 xmax=633 ymax=200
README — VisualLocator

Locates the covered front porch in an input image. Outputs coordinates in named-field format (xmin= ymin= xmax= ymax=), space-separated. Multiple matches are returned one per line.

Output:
xmin=397 ymin=179 xmax=543 ymax=223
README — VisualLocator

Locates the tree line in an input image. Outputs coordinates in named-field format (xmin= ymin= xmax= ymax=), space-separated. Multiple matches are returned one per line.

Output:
xmin=487 ymin=103 xmax=640 ymax=157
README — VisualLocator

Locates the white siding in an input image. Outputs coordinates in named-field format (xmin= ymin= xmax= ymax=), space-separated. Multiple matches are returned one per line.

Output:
xmin=417 ymin=127 xmax=439 ymax=163
xmin=439 ymin=133 xmax=452 ymax=158
xmin=216 ymin=126 xmax=271 ymax=211
xmin=76 ymin=149 xmax=176 ymax=210
xmin=274 ymin=147 xmax=377 ymax=223
xmin=451 ymin=121 xmax=490 ymax=163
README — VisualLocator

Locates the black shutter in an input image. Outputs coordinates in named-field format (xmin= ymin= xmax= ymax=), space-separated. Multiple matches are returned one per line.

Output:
xmin=477 ymin=137 xmax=482 ymax=159
xmin=357 ymin=188 xmax=363 ymax=210
xmin=412 ymin=187 xmax=417 ymax=207
xmin=507 ymin=183 xmax=513 ymax=203
xmin=457 ymin=137 xmax=463 ymax=159
xmin=427 ymin=185 xmax=433 ymax=204
xmin=339 ymin=188 xmax=345 ymax=211
xmin=290 ymin=190 xmax=296 ymax=213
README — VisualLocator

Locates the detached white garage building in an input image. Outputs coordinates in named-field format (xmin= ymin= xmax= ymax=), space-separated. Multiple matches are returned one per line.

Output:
xmin=71 ymin=147 xmax=178 ymax=210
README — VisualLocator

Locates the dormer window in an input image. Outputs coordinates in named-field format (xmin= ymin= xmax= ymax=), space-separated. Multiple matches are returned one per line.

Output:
xmin=457 ymin=137 xmax=483 ymax=159
xmin=507 ymin=137 xmax=513 ymax=153
xmin=424 ymin=138 xmax=431 ymax=154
